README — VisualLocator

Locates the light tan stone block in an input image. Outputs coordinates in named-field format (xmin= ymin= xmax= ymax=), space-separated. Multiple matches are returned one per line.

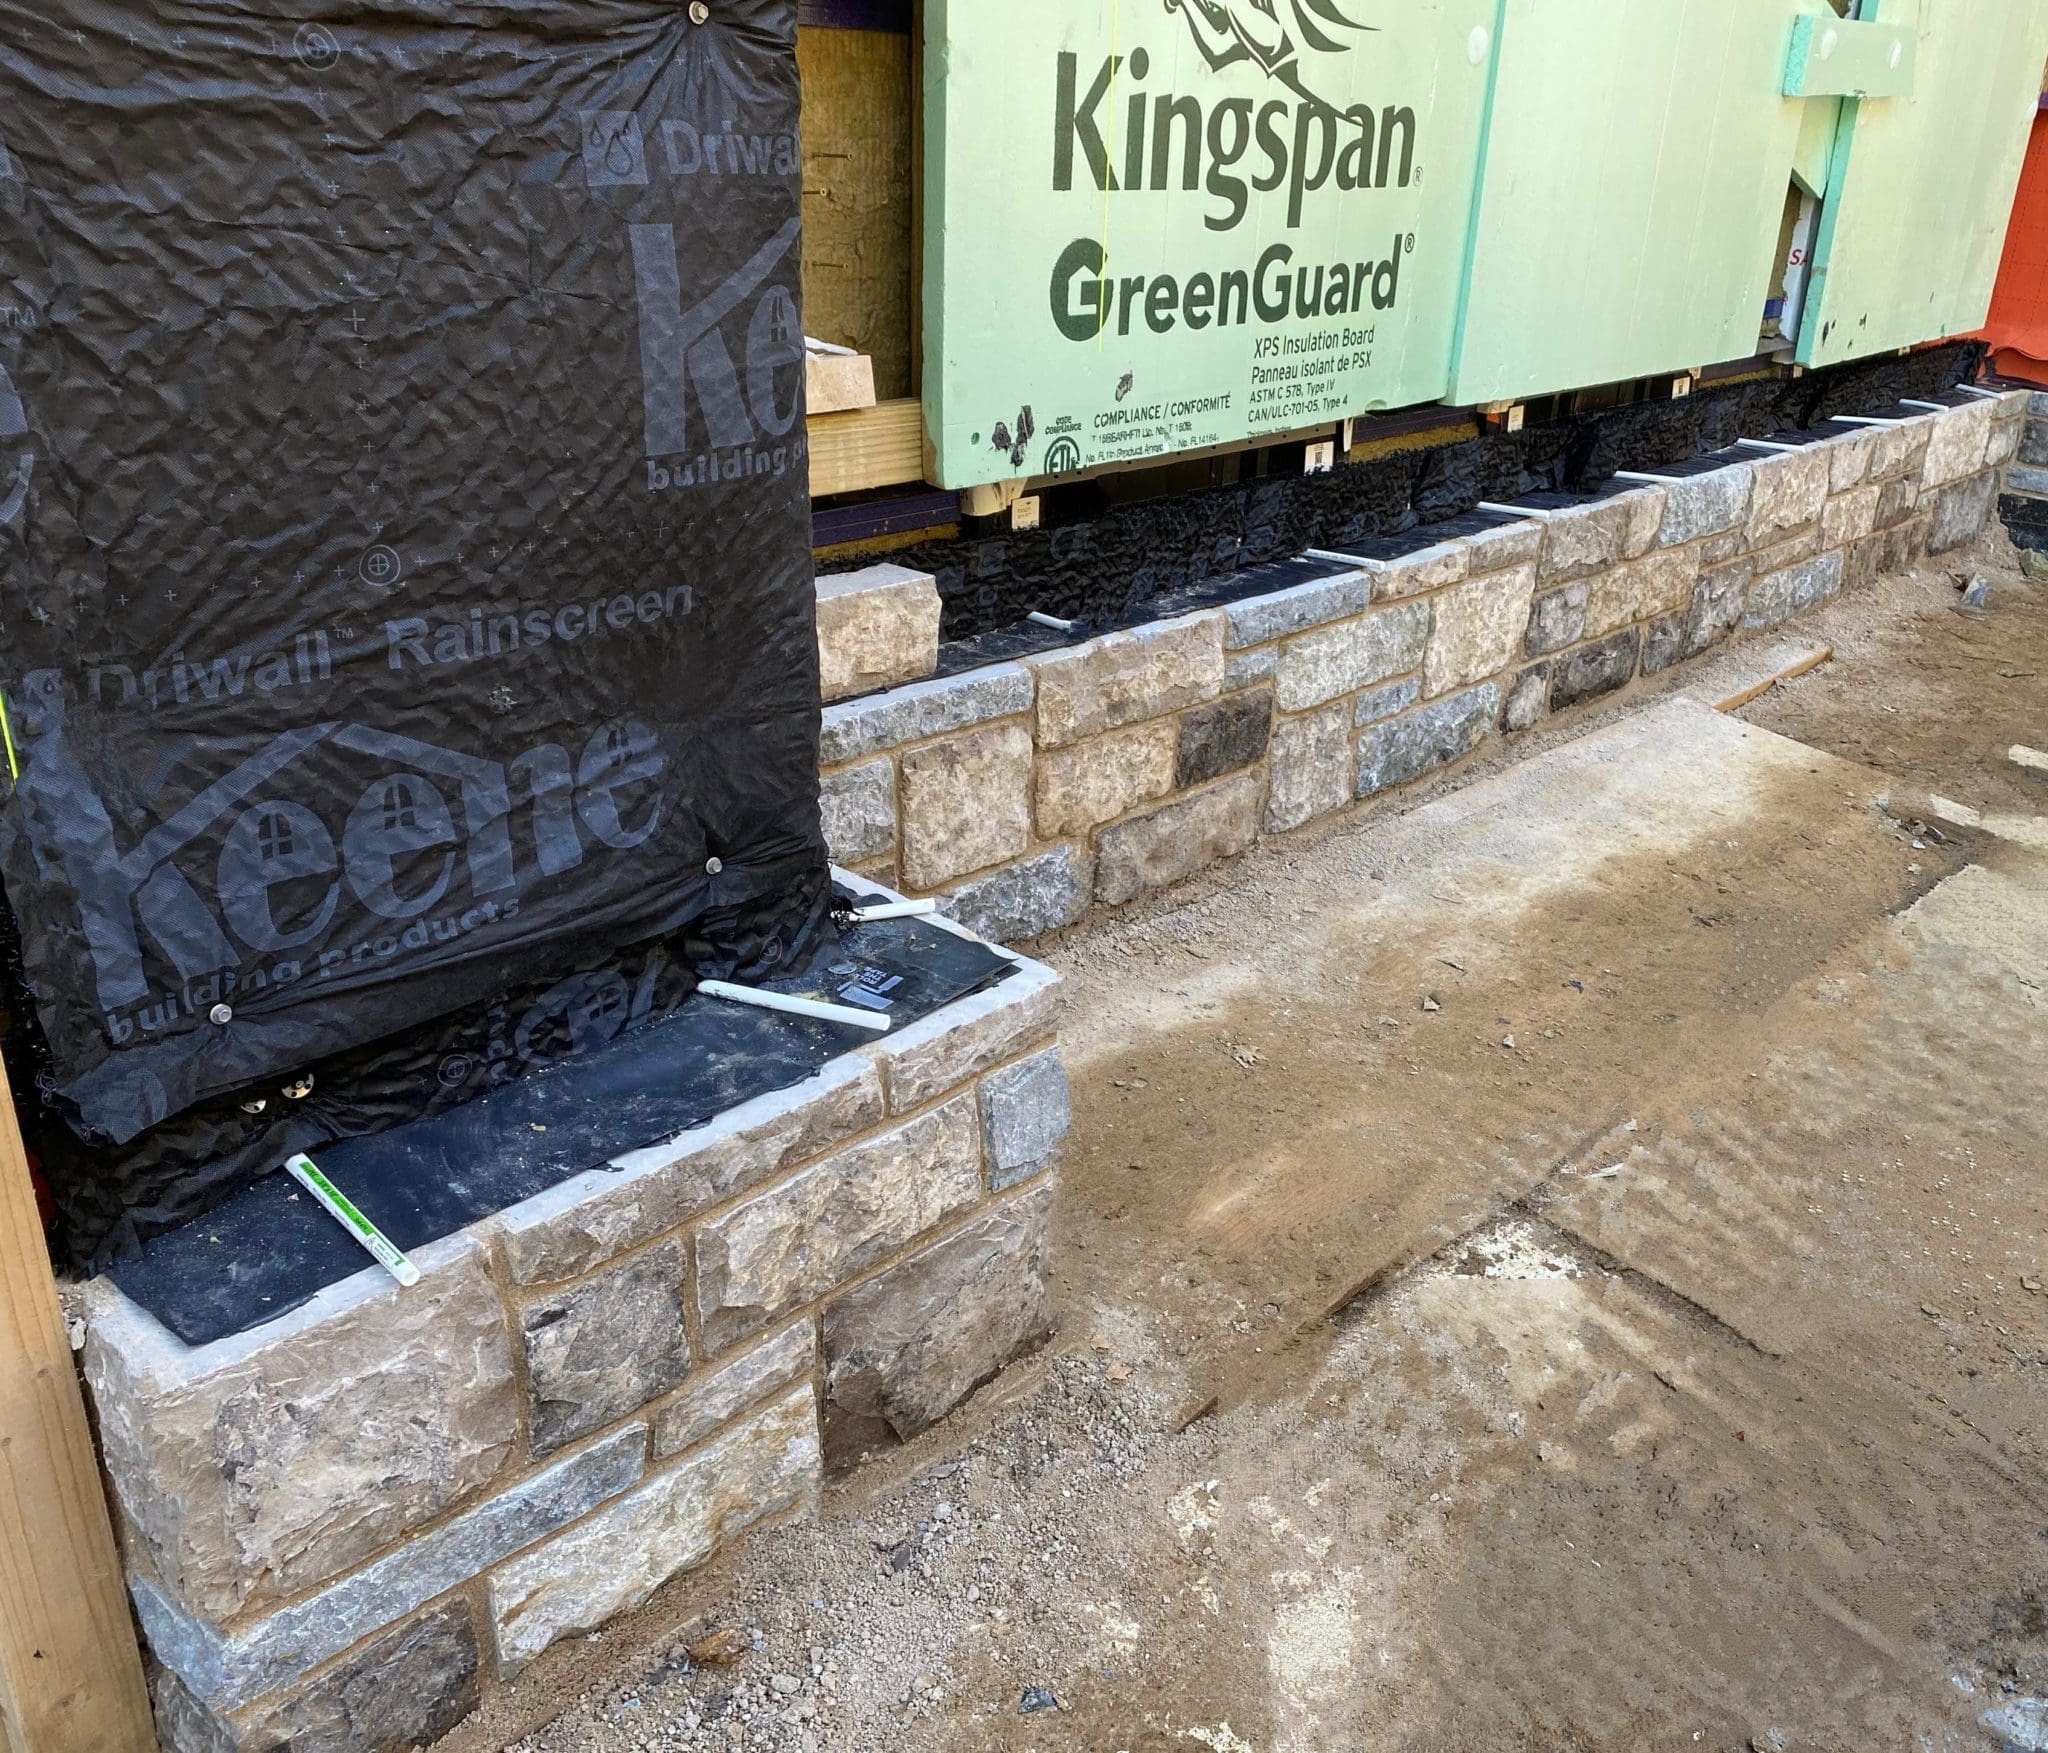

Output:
xmin=1033 ymin=721 xmax=1177 ymax=838
xmin=1746 ymin=447 xmax=1832 ymax=547
xmin=900 ymin=721 xmax=1033 ymax=888
xmin=1026 ymin=614 xmax=1224 ymax=746
xmin=815 ymin=565 xmax=941 ymax=703
xmin=1423 ymin=563 xmax=1537 ymax=697
xmin=1583 ymin=547 xmax=1698 ymax=640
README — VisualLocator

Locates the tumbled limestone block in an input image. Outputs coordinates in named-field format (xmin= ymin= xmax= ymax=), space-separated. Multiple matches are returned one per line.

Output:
xmin=823 ymin=1182 xmax=1053 ymax=1460
xmin=694 ymin=1093 xmax=983 ymax=1351
xmin=495 ymin=1054 xmax=884 ymax=1286
xmin=1221 ymin=570 xmax=1371 ymax=647
xmin=872 ymin=957 xmax=1058 ymax=1112
xmin=214 ymin=1600 xmax=481 ymax=1753
xmin=1827 ymin=428 xmax=1876 ymax=492
xmin=1867 ymin=416 xmax=1932 ymax=482
xmin=899 ymin=720 xmax=1033 ymax=888
xmin=1746 ymin=527 xmax=1822 ymax=578
xmin=1658 ymin=463 xmax=1752 ymax=548
xmin=1027 ymin=613 xmax=1224 ymax=746
xmin=1265 ymin=702 xmax=1351 ymax=833
xmin=1354 ymin=676 xmax=1420 ymax=725
xmin=1550 ymin=628 xmax=1641 ymax=709
xmin=1093 ymin=768 xmax=1262 ymax=906
xmin=1177 ymin=689 xmax=1272 ymax=787
xmin=819 ymin=663 xmax=1032 ymax=766
xmin=816 ymin=565 xmax=942 ymax=703
xmin=1034 ymin=720 xmax=1176 ymax=839
xmin=939 ymin=845 xmax=1089 ymax=944
xmin=1525 ymin=581 xmax=1589 ymax=657
xmin=1583 ymin=547 xmax=1698 ymax=640
xmin=980 ymin=1045 xmax=1070 ymax=1190
xmin=1620 ymin=486 xmax=1666 ymax=557
xmin=84 ymin=1236 xmax=517 ymax=1628
xmin=1920 ymin=400 xmax=1993 ymax=489
xmin=490 ymin=1387 xmax=821 ymax=1669
xmin=1745 ymin=550 xmax=1844 ymax=629
xmin=1423 ymin=563 xmax=1536 ymax=697
xmin=132 ymin=1424 xmax=645 ymax=1712
xmin=1928 ymin=471 xmax=1998 ymax=555
xmin=1670 ymin=560 xmax=1753 ymax=665
xmin=520 ymin=1239 xmax=689 ymax=1457
xmin=1274 ymin=600 xmax=1428 ymax=712
xmin=1356 ymin=684 xmax=1498 ymax=799
xmin=819 ymin=758 xmax=895 ymax=865
xmin=1537 ymin=496 xmax=1635 ymax=583
xmin=1822 ymin=484 xmax=1881 ymax=550
xmin=1746 ymin=446 xmax=1831 ymax=547
xmin=654 ymin=1320 xmax=816 ymax=1459
xmin=1987 ymin=413 xmax=2025 ymax=467
xmin=1364 ymin=539 xmax=1467 ymax=601
xmin=1502 ymin=663 xmax=1550 ymax=733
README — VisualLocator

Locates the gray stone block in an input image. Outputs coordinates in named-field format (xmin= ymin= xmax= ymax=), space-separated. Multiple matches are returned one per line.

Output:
xmin=84 ymin=1237 xmax=518 ymax=1629
xmin=1224 ymin=645 xmax=1278 ymax=690
xmin=2018 ymin=418 xmax=2048 ymax=467
xmin=1745 ymin=550 xmax=1845 ymax=629
xmin=2004 ymin=461 xmax=2048 ymax=498
xmin=979 ymin=1046 xmax=1070 ymax=1190
xmin=1537 ymin=496 xmax=1634 ymax=582
xmin=1355 ymin=684 xmax=1499 ymax=798
xmin=1502 ymin=663 xmax=1550 ymax=732
xmin=1220 ymin=570 xmax=1372 ymax=647
xmin=819 ymin=758 xmax=895 ymax=864
xmin=819 ymin=664 xmax=1033 ymax=765
xmin=939 ymin=846 xmax=1089 ymax=944
xmin=1353 ymin=676 xmax=1421 ymax=726
xmin=815 ymin=565 xmax=941 ymax=704
xmin=1641 ymin=612 xmax=1687 ymax=677
xmin=1745 ymin=447 xmax=1830 ymax=547
xmin=521 ymin=1240 xmax=689 ymax=1457
xmin=1659 ymin=462 xmax=1753 ymax=549
xmin=134 ymin=1423 xmax=646 ymax=1709
xmin=823 ymin=1183 xmax=1053 ymax=1461
xmin=1920 ymin=399 xmax=1992 ymax=488
xmin=1265 ymin=703 xmax=1351 ymax=833
xmin=1176 ymin=689 xmax=1272 ymax=788
xmin=1525 ymin=581 xmax=1589 ymax=656
xmin=871 ymin=958 xmax=1058 ymax=1112
xmin=489 ymin=1387 xmax=821 ymax=1669
xmin=229 ymin=1600 xmax=482 ymax=1753
xmin=1093 ymin=769 xmax=1263 ymax=905
xmin=693 ymin=1093 xmax=983 ymax=1351
xmin=1550 ymin=628 xmax=1641 ymax=708
xmin=1364 ymin=540 xmax=1468 ymax=600
xmin=1274 ymin=601 xmax=1428 ymax=711
xmin=495 ymin=1054 xmax=885 ymax=1286
xmin=1684 ymin=562 xmax=1752 ymax=658
xmin=1928 ymin=471 xmax=1999 ymax=554
xmin=653 ymin=1321 xmax=816 ymax=1460
xmin=1873 ymin=473 xmax=1920 ymax=529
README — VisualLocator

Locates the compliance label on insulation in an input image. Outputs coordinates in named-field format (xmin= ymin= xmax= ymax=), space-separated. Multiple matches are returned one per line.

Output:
xmin=922 ymin=0 xmax=1494 ymax=488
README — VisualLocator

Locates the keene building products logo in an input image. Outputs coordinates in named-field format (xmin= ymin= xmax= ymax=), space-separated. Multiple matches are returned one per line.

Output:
xmin=11 ymin=671 xmax=668 ymax=1042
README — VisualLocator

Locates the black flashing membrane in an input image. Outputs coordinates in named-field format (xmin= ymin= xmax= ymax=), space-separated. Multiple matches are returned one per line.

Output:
xmin=867 ymin=343 xmax=1982 ymax=645
xmin=109 ymin=909 xmax=1015 ymax=1347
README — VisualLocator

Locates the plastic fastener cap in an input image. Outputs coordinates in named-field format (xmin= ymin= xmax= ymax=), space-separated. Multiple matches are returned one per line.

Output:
xmin=689 ymin=1 xmax=710 ymax=21
xmin=705 ymin=856 xmax=724 ymax=874
xmin=209 ymin=1003 xmax=233 ymax=1025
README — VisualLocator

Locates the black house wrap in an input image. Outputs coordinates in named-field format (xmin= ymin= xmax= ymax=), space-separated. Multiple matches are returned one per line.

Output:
xmin=0 ymin=0 xmax=829 ymax=1247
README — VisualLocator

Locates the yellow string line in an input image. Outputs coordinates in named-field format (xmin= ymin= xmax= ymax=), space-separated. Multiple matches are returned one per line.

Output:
xmin=0 ymin=684 xmax=18 ymax=783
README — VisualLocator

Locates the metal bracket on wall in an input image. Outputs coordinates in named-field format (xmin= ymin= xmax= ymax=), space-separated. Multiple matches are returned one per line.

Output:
xmin=1783 ymin=15 xmax=1916 ymax=101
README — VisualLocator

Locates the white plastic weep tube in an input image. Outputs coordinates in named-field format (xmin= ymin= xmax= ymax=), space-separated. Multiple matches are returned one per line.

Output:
xmin=848 ymin=898 xmax=938 ymax=922
xmin=1477 ymin=500 xmax=1551 ymax=521
xmin=1027 ymin=611 xmax=1075 ymax=632
xmin=698 ymin=978 xmax=892 ymax=1033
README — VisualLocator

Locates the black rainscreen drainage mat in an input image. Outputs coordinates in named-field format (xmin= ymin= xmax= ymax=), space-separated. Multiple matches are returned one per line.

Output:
xmin=109 ymin=914 xmax=1015 ymax=1348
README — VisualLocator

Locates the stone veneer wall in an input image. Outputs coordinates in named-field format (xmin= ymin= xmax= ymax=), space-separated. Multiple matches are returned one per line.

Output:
xmin=78 ymin=881 xmax=1069 ymax=1753
xmin=821 ymin=394 xmax=2023 ymax=943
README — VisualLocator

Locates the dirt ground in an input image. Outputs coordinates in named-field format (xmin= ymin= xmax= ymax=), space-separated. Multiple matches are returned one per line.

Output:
xmin=438 ymin=530 xmax=2048 ymax=1753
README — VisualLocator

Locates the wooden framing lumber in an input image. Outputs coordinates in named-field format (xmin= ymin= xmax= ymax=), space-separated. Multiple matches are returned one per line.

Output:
xmin=0 ymin=1071 xmax=156 ymax=1753
xmin=809 ymin=398 xmax=924 ymax=498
